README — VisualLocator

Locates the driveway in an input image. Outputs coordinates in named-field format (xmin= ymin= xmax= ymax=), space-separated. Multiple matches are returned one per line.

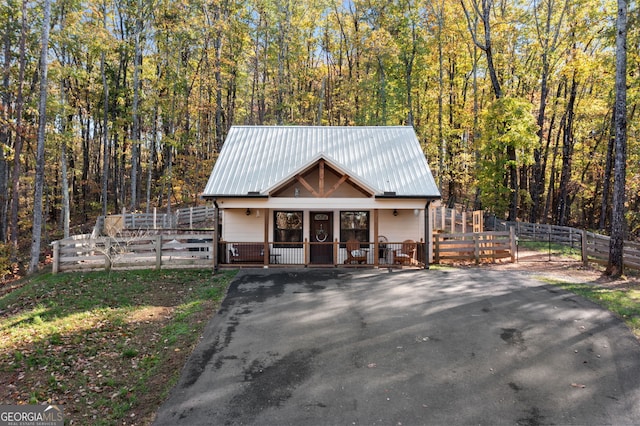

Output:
xmin=154 ymin=268 xmax=640 ymax=425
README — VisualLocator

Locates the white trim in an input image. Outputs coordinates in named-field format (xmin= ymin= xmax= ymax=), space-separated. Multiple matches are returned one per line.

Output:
xmin=217 ymin=198 xmax=430 ymax=209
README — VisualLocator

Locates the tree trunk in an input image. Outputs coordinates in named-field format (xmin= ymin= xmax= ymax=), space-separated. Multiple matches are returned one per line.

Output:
xmin=146 ymin=102 xmax=159 ymax=213
xmin=10 ymin=0 xmax=27 ymax=258
xmin=275 ymin=1 xmax=290 ymax=125
xmin=213 ymin=2 xmax=224 ymax=149
xmin=59 ymin=17 xmax=70 ymax=239
xmin=461 ymin=0 xmax=503 ymax=99
xmin=28 ymin=0 xmax=51 ymax=274
xmin=557 ymin=73 xmax=577 ymax=226
xmin=130 ymin=5 xmax=142 ymax=211
xmin=606 ymin=0 xmax=628 ymax=277
xmin=0 ymin=15 xmax=12 ymax=242
xmin=100 ymin=34 xmax=109 ymax=217
xmin=599 ymin=108 xmax=615 ymax=231
xmin=437 ymin=12 xmax=445 ymax=190
xmin=60 ymin=138 xmax=70 ymax=238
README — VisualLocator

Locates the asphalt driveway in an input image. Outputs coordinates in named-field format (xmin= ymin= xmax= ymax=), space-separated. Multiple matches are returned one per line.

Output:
xmin=154 ymin=268 xmax=640 ymax=425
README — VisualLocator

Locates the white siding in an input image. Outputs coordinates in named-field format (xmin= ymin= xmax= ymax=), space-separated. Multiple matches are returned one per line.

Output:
xmin=378 ymin=209 xmax=424 ymax=243
xmin=222 ymin=209 xmax=264 ymax=242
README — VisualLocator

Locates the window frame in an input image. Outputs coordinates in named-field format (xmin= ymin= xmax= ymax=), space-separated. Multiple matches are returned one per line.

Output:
xmin=339 ymin=211 xmax=370 ymax=247
xmin=273 ymin=211 xmax=304 ymax=248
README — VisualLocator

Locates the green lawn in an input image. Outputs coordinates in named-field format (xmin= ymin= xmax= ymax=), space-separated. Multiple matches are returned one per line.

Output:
xmin=0 ymin=268 xmax=236 ymax=425
xmin=540 ymin=278 xmax=640 ymax=338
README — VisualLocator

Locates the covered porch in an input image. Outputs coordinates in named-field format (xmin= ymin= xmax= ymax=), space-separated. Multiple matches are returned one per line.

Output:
xmin=218 ymin=239 xmax=427 ymax=268
xmin=212 ymin=205 xmax=434 ymax=269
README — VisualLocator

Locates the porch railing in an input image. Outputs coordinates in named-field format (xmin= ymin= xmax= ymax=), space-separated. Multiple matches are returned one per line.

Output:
xmin=220 ymin=240 xmax=427 ymax=268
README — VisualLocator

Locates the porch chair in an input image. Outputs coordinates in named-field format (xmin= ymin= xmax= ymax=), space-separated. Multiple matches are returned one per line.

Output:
xmin=344 ymin=239 xmax=367 ymax=264
xmin=394 ymin=239 xmax=416 ymax=265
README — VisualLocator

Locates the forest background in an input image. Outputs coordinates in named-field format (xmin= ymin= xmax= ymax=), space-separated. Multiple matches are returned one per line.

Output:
xmin=0 ymin=0 xmax=638 ymax=275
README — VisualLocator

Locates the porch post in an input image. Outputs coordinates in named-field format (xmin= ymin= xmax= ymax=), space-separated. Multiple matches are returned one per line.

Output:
xmin=212 ymin=200 xmax=219 ymax=272
xmin=263 ymin=208 xmax=269 ymax=266
xmin=373 ymin=209 xmax=379 ymax=267
xmin=424 ymin=201 xmax=432 ymax=269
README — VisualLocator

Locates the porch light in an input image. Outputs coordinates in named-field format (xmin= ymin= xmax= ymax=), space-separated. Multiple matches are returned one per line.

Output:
xmin=245 ymin=208 xmax=251 ymax=216
xmin=393 ymin=209 xmax=398 ymax=216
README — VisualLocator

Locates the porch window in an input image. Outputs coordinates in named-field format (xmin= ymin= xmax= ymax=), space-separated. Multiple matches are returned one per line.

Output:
xmin=340 ymin=211 xmax=370 ymax=246
xmin=274 ymin=211 xmax=303 ymax=248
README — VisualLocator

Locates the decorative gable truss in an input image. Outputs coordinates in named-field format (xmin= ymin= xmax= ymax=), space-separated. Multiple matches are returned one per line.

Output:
xmin=269 ymin=158 xmax=375 ymax=198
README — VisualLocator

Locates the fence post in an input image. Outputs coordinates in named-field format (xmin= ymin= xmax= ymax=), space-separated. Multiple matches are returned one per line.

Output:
xmin=510 ymin=226 xmax=516 ymax=263
xmin=462 ymin=212 xmax=467 ymax=234
xmin=104 ymin=238 xmax=112 ymax=271
xmin=52 ymin=241 xmax=60 ymax=274
xmin=155 ymin=235 xmax=163 ymax=270
xmin=474 ymin=234 xmax=480 ymax=265
xmin=581 ymin=230 xmax=588 ymax=266
xmin=450 ymin=209 xmax=455 ymax=233
xmin=434 ymin=235 xmax=440 ymax=264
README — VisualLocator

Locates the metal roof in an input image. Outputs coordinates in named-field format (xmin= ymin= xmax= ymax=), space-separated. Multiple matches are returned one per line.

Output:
xmin=202 ymin=126 xmax=441 ymax=198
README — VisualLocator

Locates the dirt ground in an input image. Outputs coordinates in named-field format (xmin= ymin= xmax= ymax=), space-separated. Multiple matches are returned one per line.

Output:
xmin=475 ymin=249 xmax=640 ymax=291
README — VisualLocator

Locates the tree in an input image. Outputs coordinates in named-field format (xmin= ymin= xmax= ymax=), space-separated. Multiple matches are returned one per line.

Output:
xmin=130 ymin=0 xmax=143 ymax=211
xmin=529 ymin=0 xmax=568 ymax=223
xmin=28 ymin=0 xmax=51 ymax=274
xmin=606 ymin=0 xmax=628 ymax=277
xmin=100 ymin=0 xmax=110 ymax=217
xmin=10 ymin=0 xmax=27 ymax=259
xmin=478 ymin=97 xmax=538 ymax=218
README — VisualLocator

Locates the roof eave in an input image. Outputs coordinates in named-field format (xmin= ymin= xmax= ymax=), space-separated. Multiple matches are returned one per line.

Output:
xmin=375 ymin=194 xmax=442 ymax=200
xmin=201 ymin=194 xmax=269 ymax=199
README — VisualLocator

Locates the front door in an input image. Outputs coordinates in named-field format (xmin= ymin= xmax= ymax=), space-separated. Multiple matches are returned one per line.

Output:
xmin=310 ymin=212 xmax=333 ymax=264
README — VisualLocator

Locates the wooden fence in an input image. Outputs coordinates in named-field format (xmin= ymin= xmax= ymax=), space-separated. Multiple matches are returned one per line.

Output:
xmin=432 ymin=206 xmax=482 ymax=234
xmin=433 ymin=229 xmax=516 ymax=264
xmin=583 ymin=231 xmax=640 ymax=270
xmin=52 ymin=232 xmax=215 ymax=274
xmin=94 ymin=205 xmax=217 ymax=236
xmin=491 ymin=219 xmax=640 ymax=272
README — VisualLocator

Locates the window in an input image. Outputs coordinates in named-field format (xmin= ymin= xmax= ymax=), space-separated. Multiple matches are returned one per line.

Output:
xmin=340 ymin=211 xmax=370 ymax=246
xmin=274 ymin=211 xmax=303 ymax=248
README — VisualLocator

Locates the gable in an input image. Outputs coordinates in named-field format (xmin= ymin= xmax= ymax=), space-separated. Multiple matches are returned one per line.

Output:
xmin=270 ymin=158 xmax=374 ymax=198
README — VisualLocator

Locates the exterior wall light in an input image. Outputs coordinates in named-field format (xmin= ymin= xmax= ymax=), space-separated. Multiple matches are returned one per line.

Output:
xmin=393 ymin=209 xmax=398 ymax=216
xmin=245 ymin=208 xmax=251 ymax=216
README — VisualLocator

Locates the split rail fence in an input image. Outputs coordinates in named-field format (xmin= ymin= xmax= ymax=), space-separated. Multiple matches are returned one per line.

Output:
xmin=94 ymin=205 xmax=216 ymax=236
xmin=66 ymin=205 xmax=640 ymax=273
xmin=52 ymin=232 xmax=214 ymax=274
xmin=492 ymin=220 xmax=640 ymax=272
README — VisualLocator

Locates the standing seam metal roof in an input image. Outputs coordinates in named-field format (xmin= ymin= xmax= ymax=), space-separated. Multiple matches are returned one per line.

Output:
xmin=202 ymin=126 xmax=441 ymax=198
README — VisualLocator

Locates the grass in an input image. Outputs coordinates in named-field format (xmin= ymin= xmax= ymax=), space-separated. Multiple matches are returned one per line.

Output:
xmin=541 ymin=278 xmax=640 ymax=338
xmin=0 ymin=268 xmax=237 ymax=425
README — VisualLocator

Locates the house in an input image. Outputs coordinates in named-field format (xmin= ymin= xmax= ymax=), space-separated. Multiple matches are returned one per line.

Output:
xmin=201 ymin=126 xmax=441 ymax=268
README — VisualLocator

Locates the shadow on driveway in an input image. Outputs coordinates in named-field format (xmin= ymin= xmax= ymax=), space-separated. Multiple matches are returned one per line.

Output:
xmin=154 ymin=268 xmax=640 ymax=425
